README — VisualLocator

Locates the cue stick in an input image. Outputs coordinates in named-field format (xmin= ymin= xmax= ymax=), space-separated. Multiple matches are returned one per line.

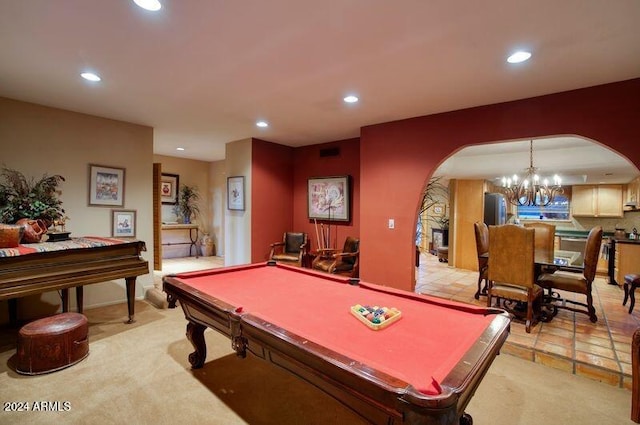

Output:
xmin=320 ymin=223 xmax=325 ymax=249
xmin=314 ymin=219 xmax=321 ymax=252
xmin=323 ymin=224 xmax=328 ymax=250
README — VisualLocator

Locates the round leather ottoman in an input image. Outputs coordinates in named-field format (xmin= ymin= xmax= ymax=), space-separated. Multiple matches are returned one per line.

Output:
xmin=16 ymin=312 xmax=89 ymax=375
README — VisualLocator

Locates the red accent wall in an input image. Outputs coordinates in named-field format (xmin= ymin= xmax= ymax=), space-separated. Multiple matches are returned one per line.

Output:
xmin=292 ymin=139 xmax=360 ymax=252
xmin=251 ymin=139 xmax=294 ymax=262
xmin=360 ymin=78 xmax=640 ymax=291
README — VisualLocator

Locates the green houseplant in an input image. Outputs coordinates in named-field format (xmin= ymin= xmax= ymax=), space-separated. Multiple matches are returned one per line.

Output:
xmin=0 ymin=167 xmax=65 ymax=226
xmin=174 ymin=184 xmax=200 ymax=224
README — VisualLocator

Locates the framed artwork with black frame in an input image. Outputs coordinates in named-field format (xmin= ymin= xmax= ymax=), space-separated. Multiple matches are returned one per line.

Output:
xmin=307 ymin=175 xmax=350 ymax=221
xmin=161 ymin=173 xmax=179 ymax=205
xmin=227 ymin=176 xmax=245 ymax=211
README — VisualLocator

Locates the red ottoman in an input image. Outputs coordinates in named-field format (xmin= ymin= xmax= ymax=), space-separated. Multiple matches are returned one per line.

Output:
xmin=16 ymin=312 xmax=89 ymax=375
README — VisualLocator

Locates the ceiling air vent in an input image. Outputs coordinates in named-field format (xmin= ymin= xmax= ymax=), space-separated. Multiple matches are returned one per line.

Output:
xmin=319 ymin=147 xmax=340 ymax=157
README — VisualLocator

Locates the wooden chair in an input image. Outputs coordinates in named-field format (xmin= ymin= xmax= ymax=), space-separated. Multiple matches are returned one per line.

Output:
xmin=632 ymin=327 xmax=640 ymax=423
xmin=473 ymin=222 xmax=489 ymax=299
xmin=624 ymin=274 xmax=640 ymax=314
xmin=487 ymin=224 xmax=542 ymax=333
xmin=269 ymin=232 xmax=308 ymax=267
xmin=536 ymin=226 xmax=602 ymax=323
xmin=524 ymin=222 xmax=556 ymax=261
xmin=312 ymin=236 xmax=360 ymax=278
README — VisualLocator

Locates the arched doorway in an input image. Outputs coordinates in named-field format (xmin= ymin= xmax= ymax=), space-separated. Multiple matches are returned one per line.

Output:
xmin=414 ymin=135 xmax=639 ymax=289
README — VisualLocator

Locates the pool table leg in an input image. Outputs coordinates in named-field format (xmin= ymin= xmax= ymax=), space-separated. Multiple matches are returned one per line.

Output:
xmin=460 ymin=412 xmax=473 ymax=425
xmin=186 ymin=321 xmax=207 ymax=369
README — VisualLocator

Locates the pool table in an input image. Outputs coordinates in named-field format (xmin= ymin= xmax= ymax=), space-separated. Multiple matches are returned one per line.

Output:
xmin=163 ymin=262 xmax=510 ymax=425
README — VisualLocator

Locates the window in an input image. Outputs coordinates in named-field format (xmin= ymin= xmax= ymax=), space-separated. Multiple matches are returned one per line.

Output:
xmin=517 ymin=194 xmax=570 ymax=220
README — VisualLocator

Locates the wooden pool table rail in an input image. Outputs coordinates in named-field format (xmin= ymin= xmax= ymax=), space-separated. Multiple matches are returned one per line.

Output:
xmin=164 ymin=269 xmax=510 ymax=425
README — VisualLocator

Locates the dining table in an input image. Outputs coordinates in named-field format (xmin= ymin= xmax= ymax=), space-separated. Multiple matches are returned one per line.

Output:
xmin=481 ymin=248 xmax=583 ymax=274
xmin=480 ymin=248 xmax=584 ymax=322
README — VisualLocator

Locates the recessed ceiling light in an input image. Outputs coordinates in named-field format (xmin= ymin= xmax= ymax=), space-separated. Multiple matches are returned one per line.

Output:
xmin=343 ymin=95 xmax=359 ymax=103
xmin=80 ymin=72 xmax=101 ymax=82
xmin=256 ymin=121 xmax=268 ymax=128
xmin=176 ymin=147 xmax=185 ymax=151
xmin=507 ymin=51 xmax=532 ymax=64
xmin=133 ymin=0 xmax=162 ymax=11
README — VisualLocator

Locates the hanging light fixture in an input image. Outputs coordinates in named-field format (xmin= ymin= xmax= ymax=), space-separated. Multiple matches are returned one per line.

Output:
xmin=501 ymin=140 xmax=563 ymax=206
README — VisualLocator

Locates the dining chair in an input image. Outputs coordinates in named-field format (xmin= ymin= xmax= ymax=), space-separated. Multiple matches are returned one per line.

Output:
xmin=487 ymin=224 xmax=542 ymax=333
xmin=523 ymin=222 xmax=556 ymax=262
xmin=536 ymin=226 xmax=603 ymax=323
xmin=269 ymin=232 xmax=308 ymax=267
xmin=473 ymin=222 xmax=489 ymax=299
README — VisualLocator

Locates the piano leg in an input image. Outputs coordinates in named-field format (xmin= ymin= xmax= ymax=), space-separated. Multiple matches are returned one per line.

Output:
xmin=125 ymin=277 xmax=136 ymax=324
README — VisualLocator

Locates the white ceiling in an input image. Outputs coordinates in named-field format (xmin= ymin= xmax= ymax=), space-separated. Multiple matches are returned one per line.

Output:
xmin=1 ymin=1 xmax=639 ymax=182
xmin=435 ymin=136 xmax=638 ymax=185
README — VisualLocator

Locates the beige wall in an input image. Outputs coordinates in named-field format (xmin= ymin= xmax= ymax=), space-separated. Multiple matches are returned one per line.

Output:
xmin=0 ymin=97 xmax=155 ymax=321
xmin=224 ymin=139 xmax=251 ymax=265
xmin=210 ymin=160 xmax=226 ymax=257
xmin=153 ymin=154 xmax=212 ymax=257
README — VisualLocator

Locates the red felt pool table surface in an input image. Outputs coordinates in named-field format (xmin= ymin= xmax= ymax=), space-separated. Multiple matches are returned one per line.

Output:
xmin=164 ymin=262 xmax=510 ymax=424
xmin=179 ymin=263 xmax=495 ymax=395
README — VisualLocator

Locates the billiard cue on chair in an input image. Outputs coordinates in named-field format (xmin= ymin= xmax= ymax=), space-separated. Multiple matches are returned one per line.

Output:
xmin=314 ymin=219 xmax=321 ymax=252
xmin=320 ymin=223 xmax=325 ymax=249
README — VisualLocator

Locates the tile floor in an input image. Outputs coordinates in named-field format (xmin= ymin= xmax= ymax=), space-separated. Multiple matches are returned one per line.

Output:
xmin=415 ymin=251 xmax=640 ymax=390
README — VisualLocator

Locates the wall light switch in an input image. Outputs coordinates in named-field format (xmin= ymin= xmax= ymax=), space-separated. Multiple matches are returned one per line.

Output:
xmin=388 ymin=219 xmax=395 ymax=229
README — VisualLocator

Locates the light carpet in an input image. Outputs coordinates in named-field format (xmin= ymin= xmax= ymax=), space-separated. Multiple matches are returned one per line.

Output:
xmin=0 ymin=300 xmax=634 ymax=424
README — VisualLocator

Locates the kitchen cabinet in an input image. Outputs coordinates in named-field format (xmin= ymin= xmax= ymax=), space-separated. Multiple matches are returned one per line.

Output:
xmin=626 ymin=177 xmax=640 ymax=206
xmin=571 ymin=184 xmax=623 ymax=217
xmin=614 ymin=241 xmax=640 ymax=285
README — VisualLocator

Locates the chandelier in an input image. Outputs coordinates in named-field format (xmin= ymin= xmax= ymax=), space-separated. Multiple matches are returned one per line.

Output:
xmin=501 ymin=140 xmax=563 ymax=207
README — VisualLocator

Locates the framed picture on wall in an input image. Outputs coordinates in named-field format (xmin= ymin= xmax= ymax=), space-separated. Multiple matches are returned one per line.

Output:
xmin=111 ymin=209 xmax=136 ymax=238
xmin=307 ymin=175 xmax=350 ymax=221
xmin=161 ymin=173 xmax=179 ymax=204
xmin=227 ymin=176 xmax=245 ymax=211
xmin=88 ymin=164 xmax=125 ymax=207
xmin=431 ymin=204 xmax=445 ymax=216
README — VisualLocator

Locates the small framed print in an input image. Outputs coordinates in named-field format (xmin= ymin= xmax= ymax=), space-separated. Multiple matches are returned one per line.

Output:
xmin=432 ymin=204 xmax=445 ymax=216
xmin=112 ymin=209 xmax=136 ymax=238
xmin=89 ymin=164 xmax=125 ymax=207
xmin=161 ymin=173 xmax=179 ymax=205
xmin=227 ymin=176 xmax=245 ymax=211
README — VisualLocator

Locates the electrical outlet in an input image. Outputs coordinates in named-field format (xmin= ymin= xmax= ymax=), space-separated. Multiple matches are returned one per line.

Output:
xmin=388 ymin=219 xmax=395 ymax=229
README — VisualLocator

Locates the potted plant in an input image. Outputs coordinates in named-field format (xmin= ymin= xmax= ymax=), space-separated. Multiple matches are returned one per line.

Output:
xmin=174 ymin=184 xmax=200 ymax=224
xmin=416 ymin=176 xmax=449 ymax=251
xmin=0 ymin=167 xmax=65 ymax=226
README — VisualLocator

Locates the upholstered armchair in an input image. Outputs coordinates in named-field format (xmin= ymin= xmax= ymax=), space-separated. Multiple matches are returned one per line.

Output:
xmin=269 ymin=232 xmax=308 ymax=267
xmin=537 ymin=226 xmax=602 ymax=323
xmin=473 ymin=222 xmax=489 ymax=299
xmin=312 ymin=236 xmax=360 ymax=278
xmin=487 ymin=224 xmax=542 ymax=333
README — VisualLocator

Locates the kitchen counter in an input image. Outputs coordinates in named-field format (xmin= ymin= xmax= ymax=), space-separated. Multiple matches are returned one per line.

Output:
xmin=612 ymin=237 xmax=640 ymax=245
xmin=555 ymin=229 xmax=615 ymax=239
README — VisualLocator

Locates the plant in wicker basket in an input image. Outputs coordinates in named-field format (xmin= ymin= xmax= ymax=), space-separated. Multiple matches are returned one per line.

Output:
xmin=0 ymin=167 xmax=65 ymax=226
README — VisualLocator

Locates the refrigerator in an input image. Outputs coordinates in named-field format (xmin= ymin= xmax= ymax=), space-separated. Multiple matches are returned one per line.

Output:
xmin=484 ymin=193 xmax=507 ymax=226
